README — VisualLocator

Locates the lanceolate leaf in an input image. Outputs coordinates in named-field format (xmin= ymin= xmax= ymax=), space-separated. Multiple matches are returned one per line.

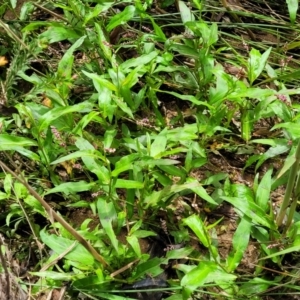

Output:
xmin=0 ymin=134 xmax=37 ymax=148
xmin=222 ymin=196 xmax=275 ymax=229
xmin=97 ymin=198 xmax=119 ymax=252
xmin=44 ymin=181 xmax=96 ymax=195
xmin=106 ymin=6 xmax=136 ymax=32
xmin=57 ymin=36 xmax=86 ymax=80
xmin=38 ymin=102 xmax=93 ymax=132
xmin=248 ymin=47 xmax=272 ymax=85
xmin=40 ymin=229 xmax=94 ymax=266
xmin=255 ymin=168 xmax=272 ymax=212
xmin=226 ymin=216 xmax=251 ymax=272
xmin=286 ymin=0 xmax=298 ymax=24
xmin=181 ymin=261 xmax=217 ymax=299
xmin=183 ymin=214 xmax=210 ymax=247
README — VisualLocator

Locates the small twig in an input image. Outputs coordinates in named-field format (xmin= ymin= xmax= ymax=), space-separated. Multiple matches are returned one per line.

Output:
xmin=262 ymin=0 xmax=284 ymax=22
xmin=58 ymin=286 xmax=67 ymax=300
xmin=0 ymin=19 xmax=29 ymax=50
xmin=40 ymin=242 xmax=77 ymax=272
xmin=110 ymin=258 xmax=140 ymax=278
xmin=220 ymin=0 xmax=256 ymax=41
xmin=32 ymin=3 xmax=68 ymax=23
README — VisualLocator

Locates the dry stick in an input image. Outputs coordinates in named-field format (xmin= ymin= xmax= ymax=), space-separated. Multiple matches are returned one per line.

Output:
xmin=0 ymin=19 xmax=29 ymax=51
xmin=0 ymin=161 xmax=111 ymax=271
xmin=32 ymin=3 xmax=68 ymax=23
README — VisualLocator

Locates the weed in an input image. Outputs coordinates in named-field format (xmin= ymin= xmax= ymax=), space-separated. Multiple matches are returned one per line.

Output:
xmin=1 ymin=0 xmax=300 ymax=299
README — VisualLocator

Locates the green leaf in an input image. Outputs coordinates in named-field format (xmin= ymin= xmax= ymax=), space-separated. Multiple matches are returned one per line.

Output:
xmin=261 ymin=244 xmax=300 ymax=260
xmin=95 ymin=23 xmax=113 ymax=62
xmin=113 ymin=96 xmax=133 ymax=118
xmin=106 ymin=6 xmax=136 ymax=32
xmin=185 ymin=21 xmax=218 ymax=46
xmin=222 ymin=196 xmax=275 ymax=229
xmin=286 ymin=0 xmax=298 ymax=24
xmin=241 ymin=105 xmax=254 ymax=142
xmin=30 ymin=271 xmax=74 ymax=281
xmin=238 ymin=278 xmax=271 ymax=296
xmin=132 ymin=230 xmax=157 ymax=239
xmin=14 ymin=181 xmax=28 ymax=199
xmin=10 ymin=0 xmax=17 ymax=9
xmin=20 ymin=2 xmax=35 ymax=21
xmin=166 ymin=124 xmax=198 ymax=141
xmin=57 ymin=36 xmax=86 ymax=80
xmin=83 ymin=3 xmax=113 ymax=25
xmin=111 ymin=153 xmax=140 ymax=177
xmin=114 ymin=179 xmax=144 ymax=189
xmin=24 ymin=195 xmax=45 ymax=215
xmin=82 ymin=71 xmax=117 ymax=91
xmin=94 ymin=294 xmax=137 ymax=300
xmin=226 ymin=216 xmax=251 ymax=272
xmin=159 ymin=90 xmax=213 ymax=107
xmin=0 ymin=192 xmax=8 ymax=201
xmin=178 ymin=0 xmax=195 ymax=35
xmin=45 ymin=181 xmax=96 ymax=195
xmin=51 ymin=150 xmax=107 ymax=165
xmin=181 ymin=261 xmax=217 ymax=299
xmin=3 ymin=174 xmax=12 ymax=196
xmin=149 ymin=159 xmax=181 ymax=167
xmin=272 ymin=122 xmax=300 ymax=139
xmin=133 ymin=257 xmax=165 ymax=279
xmin=75 ymin=137 xmax=110 ymax=184
xmin=38 ymin=25 xmax=80 ymax=44
xmin=122 ymin=66 xmax=145 ymax=90
xmin=40 ymin=229 xmax=94 ymax=266
xmin=73 ymin=111 xmax=100 ymax=136
xmin=152 ymin=170 xmax=173 ymax=186
xmin=251 ymin=226 xmax=279 ymax=263
xmin=0 ymin=135 xmax=39 ymax=160
xmin=150 ymin=134 xmax=167 ymax=158
xmin=121 ymin=52 xmax=158 ymax=72
xmin=166 ymin=246 xmax=194 ymax=260
xmin=144 ymin=181 xmax=201 ymax=208
xmin=186 ymin=178 xmax=217 ymax=205
xmin=0 ymin=134 xmax=37 ymax=148
xmin=168 ymin=44 xmax=199 ymax=58
xmin=97 ymin=198 xmax=119 ymax=251
xmin=127 ymin=235 xmax=141 ymax=257
xmin=277 ymin=154 xmax=296 ymax=179
xmin=255 ymin=143 xmax=290 ymax=171
xmin=83 ymin=71 xmax=115 ymax=121
xmin=149 ymin=17 xmax=167 ymax=41
xmin=38 ymin=102 xmax=93 ymax=132
xmin=158 ymin=165 xmax=186 ymax=180
xmin=103 ymin=127 xmax=117 ymax=150
xmin=248 ymin=47 xmax=272 ymax=85
xmin=205 ymin=266 xmax=237 ymax=283
xmin=255 ymin=169 xmax=272 ymax=212
xmin=183 ymin=214 xmax=210 ymax=247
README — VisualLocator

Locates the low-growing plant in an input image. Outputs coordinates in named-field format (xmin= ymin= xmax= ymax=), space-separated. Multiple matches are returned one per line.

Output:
xmin=2 ymin=0 xmax=300 ymax=299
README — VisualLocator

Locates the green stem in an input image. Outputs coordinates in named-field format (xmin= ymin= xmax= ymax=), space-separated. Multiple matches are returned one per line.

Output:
xmin=276 ymin=141 xmax=300 ymax=228
xmin=285 ymin=169 xmax=300 ymax=231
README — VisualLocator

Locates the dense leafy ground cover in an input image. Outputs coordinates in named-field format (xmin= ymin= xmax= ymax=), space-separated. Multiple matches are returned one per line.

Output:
xmin=1 ymin=0 xmax=300 ymax=299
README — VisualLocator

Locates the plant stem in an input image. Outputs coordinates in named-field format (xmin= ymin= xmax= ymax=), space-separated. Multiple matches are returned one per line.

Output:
xmin=276 ymin=141 xmax=300 ymax=229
